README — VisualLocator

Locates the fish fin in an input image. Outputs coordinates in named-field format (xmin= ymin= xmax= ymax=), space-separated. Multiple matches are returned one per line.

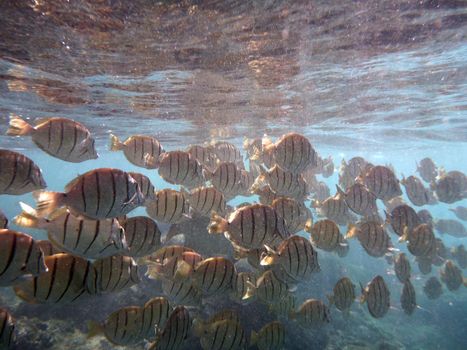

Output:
xmin=174 ymin=260 xmax=193 ymax=281
xmin=232 ymin=243 xmax=249 ymax=260
xmin=145 ymin=262 xmax=164 ymax=280
xmin=202 ymin=168 xmax=213 ymax=182
xmin=398 ymin=227 xmax=409 ymax=243
xmin=384 ymin=210 xmax=392 ymax=224
xmin=310 ymin=199 xmax=321 ymax=209
xmin=304 ymin=218 xmax=313 ymax=233
xmin=250 ymin=330 xmax=258 ymax=346
xmin=33 ymin=191 xmax=67 ymax=217
xmin=13 ymin=202 xmax=47 ymax=229
xmin=87 ymin=320 xmax=104 ymax=338
xmin=261 ymin=134 xmax=273 ymax=151
xmin=345 ymin=224 xmax=359 ymax=239
xmin=109 ymin=134 xmax=124 ymax=151
xmin=327 ymin=294 xmax=334 ymax=307
xmin=14 ymin=285 xmax=38 ymax=303
xmin=335 ymin=185 xmax=345 ymax=196
xmin=260 ymin=245 xmax=277 ymax=266
xmin=207 ymin=212 xmax=228 ymax=234
xmin=7 ymin=115 xmax=35 ymax=136
xmin=242 ymin=281 xmax=256 ymax=300
xmin=250 ymin=174 xmax=267 ymax=193
xmin=359 ymin=282 xmax=366 ymax=304
xmin=48 ymin=207 xmax=69 ymax=221
xmin=165 ymin=224 xmax=180 ymax=242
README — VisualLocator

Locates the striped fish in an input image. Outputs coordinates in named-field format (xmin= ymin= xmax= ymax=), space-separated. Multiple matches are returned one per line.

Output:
xmin=186 ymin=144 xmax=216 ymax=171
xmin=250 ymin=321 xmax=285 ymax=350
xmin=360 ymin=275 xmax=390 ymax=318
xmin=328 ymin=277 xmax=355 ymax=313
xmin=208 ymin=140 xmax=243 ymax=165
xmin=431 ymin=171 xmax=467 ymax=204
xmin=146 ymin=251 xmax=203 ymax=281
xmin=449 ymin=206 xmax=467 ymax=221
xmin=272 ymin=197 xmax=311 ymax=234
xmin=183 ymin=187 xmax=227 ymax=217
xmin=416 ymin=157 xmax=437 ymax=183
xmin=239 ymin=169 xmax=255 ymax=196
xmin=14 ymin=203 xmax=127 ymax=260
xmin=338 ymin=157 xmax=370 ymax=190
xmin=401 ymin=175 xmax=437 ymax=206
xmin=0 ymin=308 xmax=15 ymax=349
xmin=400 ymin=280 xmax=417 ymax=315
xmin=261 ymin=235 xmax=320 ymax=282
xmin=337 ymin=184 xmax=378 ymax=217
xmin=345 ymin=221 xmax=391 ymax=258
xmin=312 ymin=193 xmax=355 ymax=225
xmin=416 ymin=256 xmax=432 ymax=275
xmin=310 ymin=181 xmax=331 ymax=202
xmin=148 ymin=306 xmax=191 ymax=350
xmin=434 ymin=219 xmax=467 ymax=238
xmin=291 ymin=299 xmax=331 ymax=327
xmin=261 ymin=133 xmax=318 ymax=173
xmin=34 ymin=168 xmax=144 ymax=219
xmin=142 ymin=297 xmax=172 ymax=340
xmin=195 ymin=318 xmax=246 ymax=350
xmin=192 ymin=257 xmax=236 ymax=296
xmin=307 ymin=219 xmax=343 ymax=252
xmin=14 ymin=253 xmax=97 ymax=304
xmin=394 ymin=253 xmax=411 ymax=283
xmin=269 ymin=292 xmax=296 ymax=319
xmin=400 ymin=224 xmax=435 ymax=257
xmin=440 ymin=260 xmax=463 ymax=291
xmin=204 ymin=162 xmax=243 ymax=199
xmin=386 ymin=204 xmax=421 ymax=237
xmin=146 ymin=189 xmax=190 ymax=224
xmin=0 ymin=149 xmax=46 ymax=195
xmin=119 ymin=216 xmax=161 ymax=257
xmin=247 ymin=270 xmax=289 ymax=304
xmin=359 ymin=165 xmax=402 ymax=201
xmin=230 ymin=271 xmax=257 ymax=303
xmin=7 ymin=116 xmax=98 ymax=162
xmin=0 ymin=229 xmax=47 ymax=286
xmin=208 ymin=204 xmax=290 ymax=250
xmin=93 ymin=255 xmax=140 ymax=294
xmin=252 ymin=165 xmax=308 ymax=200
xmin=0 ymin=210 xmax=8 ymax=229
xmin=155 ymin=151 xmax=205 ymax=188
xmin=110 ymin=134 xmax=164 ymax=169
xmin=423 ymin=277 xmax=443 ymax=300
xmin=148 ymin=245 xmax=195 ymax=264
xmin=162 ymin=278 xmax=202 ymax=306
xmin=88 ymin=306 xmax=144 ymax=345
xmin=128 ymin=172 xmax=156 ymax=204
xmin=253 ymin=185 xmax=282 ymax=205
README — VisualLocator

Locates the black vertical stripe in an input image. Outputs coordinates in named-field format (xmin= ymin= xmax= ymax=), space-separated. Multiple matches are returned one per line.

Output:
xmin=56 ymin=121 xmax=64 ymax=154
xmin=81 ymin=175 xmax=87 ymax=213
xmin=106 ymin=172 xmax=117 ymax=217
xmin=56 ymin=257 xmax=76 ymax=302
xmin=0 ymin=233 xmax=16 ymax=275
xmin=45 ymin=257 xmax=59 ymax=300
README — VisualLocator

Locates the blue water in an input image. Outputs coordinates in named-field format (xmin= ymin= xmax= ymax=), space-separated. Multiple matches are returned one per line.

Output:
xmin=1 ymin=1 xmax=467 ymax=349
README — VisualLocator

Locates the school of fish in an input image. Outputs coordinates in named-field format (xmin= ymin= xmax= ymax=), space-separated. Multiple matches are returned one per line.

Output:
xmin=1 ymin=115 xmax=467 ymax=350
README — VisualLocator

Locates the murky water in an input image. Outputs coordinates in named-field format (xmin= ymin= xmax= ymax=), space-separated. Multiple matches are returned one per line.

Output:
xmin=0 ymin=1 xmax=466 ymax=349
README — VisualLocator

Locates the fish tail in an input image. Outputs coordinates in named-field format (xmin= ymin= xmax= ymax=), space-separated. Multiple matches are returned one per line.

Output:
xmin=345 ymin=224 xmax=358 ymax=240
xmin=250 ymin=330 xmax=258 ymax=346
xmin=13 ymin=202 xmax=48 ymax=229
xmin=242 ymin=281 xmax=256 ymax=300
xmin=144 ymin=153 xmax=159 ymax=168
xmin=250 ymin=174 xmax=266 ymax=192
xmin=207 ymin=212 xmax=228 ymax=234
xmin=326 ymin=294 xmax=334 ymax=306
xmin=192 ymin=319 xmax=204 ymax=338
xmin=109 ymin=134 xmax=124 ymax=151
xmin=6 ymin=115 xmax=35 ymax=136
xmin=304 ymin=218 xmax=313 ymax=233
xmin=145 ymin=263 xmax=164 ymax=280
xmin=33 ymin=191 xmax=66 ymax=217
xmin=87 ymin=320 xmax=104 ymax=338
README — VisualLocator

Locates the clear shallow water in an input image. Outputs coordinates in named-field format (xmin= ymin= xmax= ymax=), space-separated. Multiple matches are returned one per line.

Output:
xmin=0 ymin=1 xmax=467 ymax=349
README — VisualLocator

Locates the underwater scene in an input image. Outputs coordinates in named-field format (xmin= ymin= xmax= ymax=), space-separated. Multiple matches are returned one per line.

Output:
xmin=0 ymin=1 xmax=467 ymax=349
